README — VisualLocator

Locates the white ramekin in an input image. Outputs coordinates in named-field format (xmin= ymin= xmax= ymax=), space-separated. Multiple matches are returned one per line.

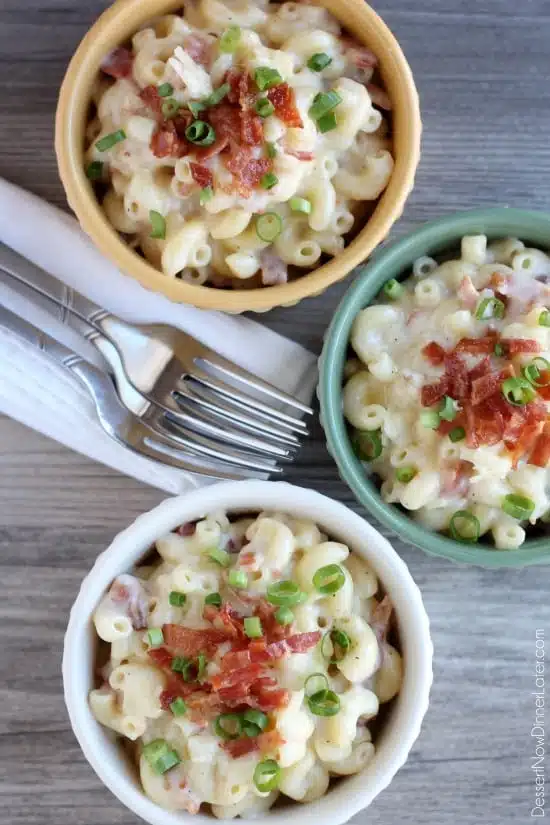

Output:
xmin=63 ymin=480 xmax=433 ymax=825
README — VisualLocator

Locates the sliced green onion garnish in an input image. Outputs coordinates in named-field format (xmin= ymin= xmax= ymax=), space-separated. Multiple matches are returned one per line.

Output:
xmin=449 ymin=510 xmax=480 ymax=543
xmin=154 ymin=749 xmax=181 ymax=773
xmin=494 ymin=342 xmax=504 ymax=357
xmin=161 ymin=98 xmax=180 ymax=119
xmin=256 ymin=97 xmax=275 ymax=118
xmin=214 ymin=713 xmax=242 ymax=740
xmin=205 ymin=592 xmax=222 ymax=607
xmin=243 ymin=709 xmax=268 ymax=731
xmin=228 ymin=569 xmax=248 ymax=588
xmin=307 ymin=52 xmax=333 ymax=72
xmin=309 ymin=90 xmax=342 ymax=120
xmin=313 ymin=563 xmax=345 ymax=595
xmin=147 ymin=627 xmax=164 ymax=647
xmin=95 ymin=130 xmax=126 ymax=152
xmin=305 ymin=672 xmax=329 ymax=696
xmin=350 ymin=429 xmax=383 ymax=461
xmin=260 ymin=172 xmax=278 ymax=189
xmin=539 ymin=310 xmax=550 ymax=327
xmin=170 ymin=697 xmax=187 ymax=716
xmin=289 ymin=197 xmax=311 ymax=214
xmin=255 ymin=212 xmax=282 ymax=242
xmin=439 ymin=395 xmax=459 ymax=422
xmin=502 ymin=376 xmax=536 ymax=406
xmin=197 ymin=652 xmax=207 ymax=682
xmin=219 ymin=25 xmax=241 ymax=53
xmin=253 ymin=759 xmax=280 ymax=792
xmin=188 ymin=100 xmax=206 ymax=117
xmin=317 ymin=112 xmax=337 ymax=133
xmin=266 ymin=142 xmax=277 ymax=158
xmin=205 ymin=83 xmax=230 ymax=107
xmin=307 ymin=688 xmax=341 ymax=717
xmin=142 ymin=740 xmax=181 ymax=774
xmin=149 ymin=210 xmax=166 ymax=239
xmin=200 ymin=186 xmax=213 ymax=205
xmin=449 ymin=426 xmax=466 ymax=442
xmin=275 ymin=606 xmax=294 ymax=625
xmin=244 ymin=616 xmax=263 ymax=638
xmin=396 ymin=466 xmax=417 ymax=483
xmin=171 ymin=656 xmax=189 ymax=674
xmin=522 ymin=357 xmax=550 ymax=387
xmin=501 ymin=493 xmax=535 ymax=520
xmin=157 ymin=82 xmax=173 ymax=97
xmin=86 ymin=161 xmax=103 ymax=180
xmin=383 ymin=278 xmax=403 ymax=300
xmin=266 ymin=580 xmax=305 ymax=607
xmin=242 ymin=721 xmax=261 ymax=737
xmin=169 ymin=591 xmax=186 ymax=607
xmin=475 ymin=296 xmax=505 ymax=320
xmin=330 ymin=629 xmax=351 ymax=661
xmin=185 ymin=120 xmax=216 ymax=146
xmin=254 ymin=67 xmax=282 ymax=91
xmin=420 ymin=409 xmax=440 ymax=429
xmin=208 ymin=546 xmax=231 ymax=567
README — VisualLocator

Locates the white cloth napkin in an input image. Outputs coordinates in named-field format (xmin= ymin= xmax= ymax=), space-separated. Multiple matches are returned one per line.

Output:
xmin=0 ymin=178 xmax=317 ymax=493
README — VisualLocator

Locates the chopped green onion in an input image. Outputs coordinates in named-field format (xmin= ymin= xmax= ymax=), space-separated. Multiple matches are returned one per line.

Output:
xmin=242 ymin=721 xmax=261 ymax=737
xmin=275 ymin=606 xmax=294 ymax=625
xmin=197 ymin=652 xmax=207 ymax=682
xmin=170 ymin=697 xmax=187 ymax=716
xmin=243 ymin=709 xmax=268 ymax=731
xmin=383 ymin=278 xmax=403 ymax=300
xmin=142 ymin=739 xmax=181 ymax=774
xmin=439 ymin=395 xmax=459 ymax=422
xmin=188 ymin=100 xmax=206 ymax=118
xmin=502 ymin=376 xmax=536 ymax=406
xmin=149 ymin=210 xmax=166 ymax=239
xmin=185 ymin=120 xmax=216 ymax=146
xmin=449 ymin=426 xmax=466 ymax=442
xmin=260 ymin=172 xmax=278 ymax=190
xmin=147 ymin=627 xmax=164 ymax=647
xmin=501 ymin=493 xmax=535 ymax=520
xmin=208 ymin=547 xmax=231 ymax=567
xmin=200 ymin=186 xmax=213 ymax=205
xmin=169 ymin=591 xmax=186 ymax=607
xmin=86 ymin=161 xmax=103 ymax=180
xmin=205 ymin=592 xmax=222 ymax=607
xmin=330 ymin=629 xmax=351 ymax=661
xmin=206 ymin=83 xmax=230 ymax=106
xmin=449 ymin=510 xmax=480 ymax=543
xmin=305 ymin=672 xmax=329 ymax=697
xmin=266 ymin=141 xmax=277 ymax=158
xmin=157 ymin=82 xmax=173 ymax=97
xmin=539 ymin=310 xmax=550 ymax=327
xmin=161 ymin=98 xmax=180 ymax=119
xmin=494 ymin=342 xmax=504 ymax=357
xmin=228 ymin=569 xmax=248 ymax=588
xmin=171 ymin=656 xmax=189 ymax=674
xmin=253 ymin=759 xmax=280 ymax=792
xmin=317 ymin=112 xmax=337 ymax=133
xmin=244 ymin=616 xmax=263 ymax=638
xmin=256 ymin=97 xmax=275 ymax=118
xmin=313 ymin=563 xmax=345 ymax=595
xmin=219 ymin=25 xmax=241 ymax=53
xmin=307 ymin=52 xmax=333 ymax=72
xmin=266 ymin=580 xmax=305 ymax=607
xmin=396 ymin=466 xmax=417 ymax=483
xmin=475 ymin=296 xmax=505 ymax=320
xmin=95 ymin=130 xmax=126 ymax=152
xmin=289 ymin=197 xmax=311 ymax=214
xmin=307 ymin=688 xmax=341 ymax=717
xmin=309 ymin=90 xmax=342 ymax=120
xmin=254 ymin=67 xmax=282 ymax=91
xmin=522 ymin=357 xmax=550 ymax=387
xmin=255 ymin=211 xmax=282 ymax=242
xmin=350 ymin=429 xmax=383 ymax=461
xmin=214 ymin=713 xmax=242 ymax=740
xmin=420 ymin=409 xmax=440 ymax=429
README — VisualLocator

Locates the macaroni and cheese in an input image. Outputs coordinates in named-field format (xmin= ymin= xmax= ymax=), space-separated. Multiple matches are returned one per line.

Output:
xmin=86 ymin=0 xmax=393 ymax=288
xmin=90 ymin=510 xmax=402 ymax=816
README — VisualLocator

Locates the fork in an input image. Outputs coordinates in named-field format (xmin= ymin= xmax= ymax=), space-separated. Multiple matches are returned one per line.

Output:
xmin=0 ymin=304 xmax=282 ymax=480
xmin=0 ymin=242 xmax=313 ymax=456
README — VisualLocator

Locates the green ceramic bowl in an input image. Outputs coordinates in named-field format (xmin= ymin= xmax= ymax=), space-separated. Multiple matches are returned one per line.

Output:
xmin=319 ymin=207 xmax=550 ymax=568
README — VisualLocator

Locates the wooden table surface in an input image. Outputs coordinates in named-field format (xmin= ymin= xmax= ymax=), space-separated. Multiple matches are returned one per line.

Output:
xmin=0 ymin=1 xmax=548 ymax=823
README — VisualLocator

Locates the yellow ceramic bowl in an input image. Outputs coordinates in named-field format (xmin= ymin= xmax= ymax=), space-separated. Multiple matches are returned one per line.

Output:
xmin=56 ymin=0 xmax=421 ymax=313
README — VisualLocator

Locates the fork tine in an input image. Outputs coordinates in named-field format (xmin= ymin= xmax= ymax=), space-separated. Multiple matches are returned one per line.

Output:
xmin=196 ymin=351 xmax=314 ymax=416
xmin=184 ymin=370 xmax=310 ymax=432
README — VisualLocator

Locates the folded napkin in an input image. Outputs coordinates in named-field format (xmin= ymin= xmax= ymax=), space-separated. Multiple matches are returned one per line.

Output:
xmin=0 ymin=178 xmax=317 ymax=493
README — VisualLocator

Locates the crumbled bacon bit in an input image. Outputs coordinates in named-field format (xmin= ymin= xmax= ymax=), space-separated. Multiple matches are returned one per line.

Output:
xmin=455 ymin=334 xmax=498 ymax=355
xmin=366 ymin=83 xmax=391 ymax=110
xmin=421 ymin=378 xmax=449 ymax=407
xmin=150 ymin=123 xmax=187 ymax=158
xmin=184 ymin=33 xmax=213 ymax=67
xmin=189 ymin=162 xmax=213 ymax=188
xmin=267 ymin=83 xmax=303 ymax=128
xmin=210 ymin=663 xmax=266 ymax=692
xmin=222 ymin=729 xmax=284 ymax=759
xmin=240 ymin=110 xmax=264 ymax=145
xmin=163 ymin=624 xmax=230 ymax=656
xmin=457 ymin=275 xmax=480 ymax=310
xmin=176 ymin=521 xmax=197 ymax=537
xmin=341 ymin=36 xmax=378 ymax=69
xmin=501 ymin=338 xmax=540 ymax=354
xmin=284 ymin=148 xmax=314 ymax=161
xmin=101 ymin=47 xmax=133 ymax=79
xmin=422 ymin=341 xmax=446 ymax=365
xmin=226 ymin=69 xmax=256 ymax=110
xmin=529 ymin=422 xmax=550 ymax=467
xmin=444 ymin=352 xmax=470 ymax=400
xmin=226 ymin=149 xmax=272 ymax=196
xmin=140 ymin=85 xmax=163 ymax=117
xmin=470 ymin=366 xmax=513 ymax=407
xmin=259 ymin=250 xmax=288 ymax=286
xmin=468 ymin=356 xmax=492 ymax=382
xmin=441 ymin=460 xmax=473 ymax=497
